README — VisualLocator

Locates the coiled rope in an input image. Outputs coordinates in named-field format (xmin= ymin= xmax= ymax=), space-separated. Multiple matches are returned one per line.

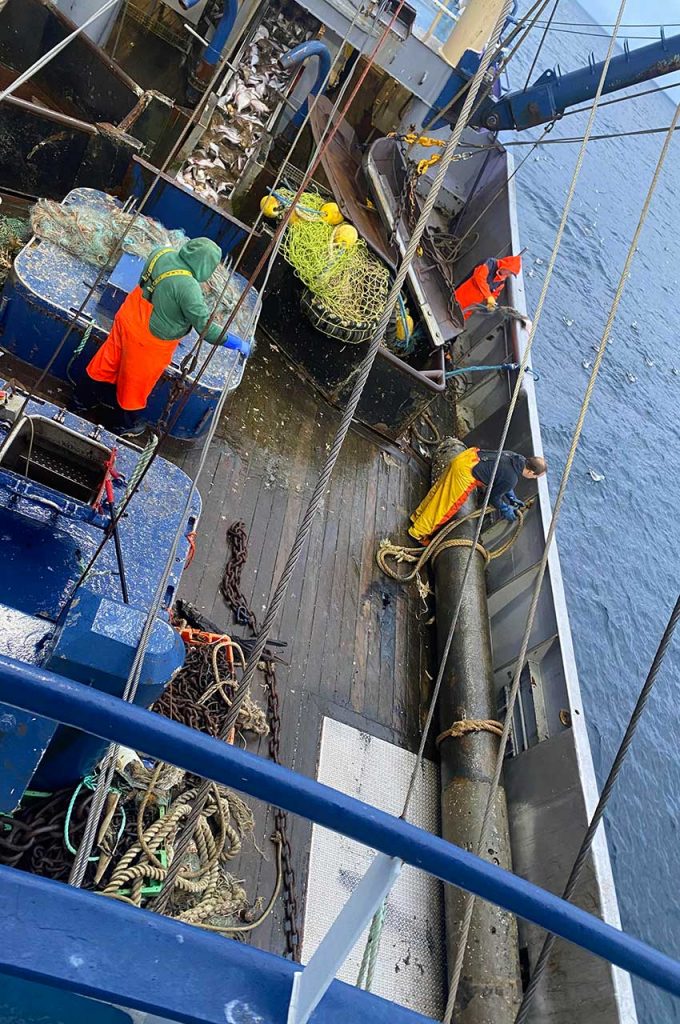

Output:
xmin=436 ymin=718 xmax=503 ymax=745
xmin=377 ymin=502 xmax=530 ymax=581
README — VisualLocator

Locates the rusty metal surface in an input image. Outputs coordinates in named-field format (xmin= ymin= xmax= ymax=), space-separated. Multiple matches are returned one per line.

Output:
xmin=309 ymin=96 xmax=397 ymax=267
xmin=431 ymin=437 xmax=521 ymax=1024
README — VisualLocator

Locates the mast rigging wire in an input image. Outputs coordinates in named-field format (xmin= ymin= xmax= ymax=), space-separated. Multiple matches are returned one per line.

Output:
xmin=516 ymin=593 xmax=680 ymax=1021
xmin=559 ymin=80 xmax=680 ymax=117
xmin=52 ymin=0 xmax=554 ymax=623
xmin=523 ymin=0 xmax=561 ymax=91
xmin=502 ymin=123 xmax=680 ymax=144
xmin=56 ymin=0 xmax=390 ymax=629
xmin=0 ymin=0 xmax=120 ymax=104
xmin=69 ymin=0 xmax=573 ymax=898
xmin=150 ymin=0 xmax=518 ymax=916
xmin=447 ymin=32 xmax=680 ymax=1024
xmin=67 ymin=0 xmax=400 ymax=885
xmin=361 ymin=0 xmax=632 ymax=1016
xmin=59 ymin=0 xmax=537 ymax=614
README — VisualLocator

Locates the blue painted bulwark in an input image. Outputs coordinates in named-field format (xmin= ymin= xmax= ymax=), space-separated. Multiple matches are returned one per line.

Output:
xmin=279 ymin=40 xmax=332 ymax=127
xmin=2 ymin=655 xmax=680 ymax=1001
xmin=0 ymin=866 xmax=433 ymax=1024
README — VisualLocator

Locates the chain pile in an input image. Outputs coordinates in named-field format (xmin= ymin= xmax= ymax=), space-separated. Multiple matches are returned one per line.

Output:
xmin=221 ymin=521 xmax=259 ymax=631
xmin=0 ymin=764 xmax=258 ymax=926
xmin=220 ymin=519 xmax=303 ymax=959
xmin=154 ymin=642 xmax=268 ymax=738
xmin=0 ymin=786 xmax=96 ymax=882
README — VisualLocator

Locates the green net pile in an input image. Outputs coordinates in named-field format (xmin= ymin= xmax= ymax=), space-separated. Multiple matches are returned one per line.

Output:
xmin=29 ymin=197 xmax=253 ymax=337
xmin=0 ymin=215 xmax=31 ymax=287
xmin=279 ymin=190 xmax=391 ymax=331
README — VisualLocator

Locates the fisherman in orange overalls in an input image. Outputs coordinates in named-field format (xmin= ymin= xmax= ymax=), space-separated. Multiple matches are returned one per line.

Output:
xmin=454 ymin=254 xmax=522 ymax=320
xmin=85 ymin=237 xmax=229 ymax=437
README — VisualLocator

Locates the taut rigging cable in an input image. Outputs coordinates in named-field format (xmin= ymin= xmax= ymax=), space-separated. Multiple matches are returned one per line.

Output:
xmin=150 ymin=0 xmax=519 ymax=916
xmin=67 ymin=0 xmax=409 ymax=887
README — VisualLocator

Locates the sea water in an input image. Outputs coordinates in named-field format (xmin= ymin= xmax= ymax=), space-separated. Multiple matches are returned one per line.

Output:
xmin=505 ymin=5 xmax=680 ymax=1022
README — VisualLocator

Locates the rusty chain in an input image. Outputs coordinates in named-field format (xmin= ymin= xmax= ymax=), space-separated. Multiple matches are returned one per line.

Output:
xmin=222 ymin=520 xmax=303 ymax=959
xmin=264 ymin=659 xmax=303 ymax=960
xmin=221 ymin=520 xmax=258 ymax=632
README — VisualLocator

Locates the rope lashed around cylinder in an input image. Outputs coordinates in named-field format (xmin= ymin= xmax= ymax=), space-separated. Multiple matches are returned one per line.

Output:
xmin=377 ymin=502 xmax=531 ymax=601
xmin=436 ymin=718 xmax=503 ymax=746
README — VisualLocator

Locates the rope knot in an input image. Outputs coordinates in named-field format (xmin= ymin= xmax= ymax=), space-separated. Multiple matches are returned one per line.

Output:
xmin=436 ymin=718 xmax=504 ymax=746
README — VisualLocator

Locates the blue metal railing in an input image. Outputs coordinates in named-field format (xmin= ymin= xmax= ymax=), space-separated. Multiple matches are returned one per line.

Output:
xmin=1 ymin=653 xmax=679 ymax=1011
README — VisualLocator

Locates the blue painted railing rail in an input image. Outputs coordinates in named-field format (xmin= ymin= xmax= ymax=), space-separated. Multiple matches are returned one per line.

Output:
xmin=1 ymin=653 xmax=680 ymax=1003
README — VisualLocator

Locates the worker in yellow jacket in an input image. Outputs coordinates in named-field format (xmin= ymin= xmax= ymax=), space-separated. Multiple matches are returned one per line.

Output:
xmin=409 ymin=447 xmax=546 ymax=544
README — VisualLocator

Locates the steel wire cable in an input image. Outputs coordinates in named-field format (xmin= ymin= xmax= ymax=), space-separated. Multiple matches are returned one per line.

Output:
xmin=68 ymin=0 xmax=401 ymax=886
xmin=402 ymin=0 xmax=628 ymax=837
xmin=151 ymin=0 xmax=517 ymax=916
xmin=502 ymin=123 xmax=680 ymax=144
xmin=446 ymin=28 xmax=680 ymax=1024
xmin=523 ymin=0 xmax=561 ymax=90
xmin=516 ymin=593 xmax=680 ymax=1021
xmin=337 ymin=0 xmax=635 ymax=1015
xmin=0 ymin=0 xmax=121 ymax=104
xmin=50 ymin=0 xmax=552 ymax=619
xmin=52 ymin=0 xmax=407 ymax=620
xmin=560 ymin=80 xmax=680 ymax=117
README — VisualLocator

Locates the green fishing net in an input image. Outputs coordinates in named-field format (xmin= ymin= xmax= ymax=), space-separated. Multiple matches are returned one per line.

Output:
xmin=29 ymin=197 xmax=253 ymax=337
xmin=0 ymin=215 xmax=31 ymax=286
xmin=279 ymin=190 xmax=391 ymax=332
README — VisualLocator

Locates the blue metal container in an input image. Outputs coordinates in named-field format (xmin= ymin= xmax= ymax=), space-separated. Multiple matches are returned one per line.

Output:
xmin=0 ymin=383 xmax=201 ymax=809
xmin=0 ymin=188 xmax=260 ymax=441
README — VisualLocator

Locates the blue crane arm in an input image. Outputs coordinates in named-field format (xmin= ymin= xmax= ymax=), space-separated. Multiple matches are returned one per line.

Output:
xmin=475 ymin=32 xmax=680 ymax=130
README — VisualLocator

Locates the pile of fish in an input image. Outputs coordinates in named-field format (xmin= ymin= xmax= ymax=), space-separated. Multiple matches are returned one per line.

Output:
xmin=178 ymin=13 xmax=315 ymax=206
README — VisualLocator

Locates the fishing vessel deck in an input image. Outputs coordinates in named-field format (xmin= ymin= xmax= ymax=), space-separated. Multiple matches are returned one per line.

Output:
xmin=171 ymin=337 xmax=437 ymax=954
xmin=0 ymin=333 xmax=442 ymax=954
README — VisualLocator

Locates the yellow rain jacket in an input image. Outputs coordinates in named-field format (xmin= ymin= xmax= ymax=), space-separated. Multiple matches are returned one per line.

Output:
xmin=409 ymin=447 xmax=480 ymax=544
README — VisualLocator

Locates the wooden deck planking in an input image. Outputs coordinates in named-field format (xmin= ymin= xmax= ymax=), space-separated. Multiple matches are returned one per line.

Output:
xmin=170 ymin=338 xmax=436 ymax=949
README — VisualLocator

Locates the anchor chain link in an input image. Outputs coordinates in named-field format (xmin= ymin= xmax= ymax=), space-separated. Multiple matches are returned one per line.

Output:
xmin=222 ymin=521 xmax=302 ymax=959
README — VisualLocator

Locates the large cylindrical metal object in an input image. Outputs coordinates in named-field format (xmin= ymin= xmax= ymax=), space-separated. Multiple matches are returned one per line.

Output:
xmin=432 ymin=438 xmax=521 ymax=1024
xmin=441 ymin=0 xmax=514 ymax=68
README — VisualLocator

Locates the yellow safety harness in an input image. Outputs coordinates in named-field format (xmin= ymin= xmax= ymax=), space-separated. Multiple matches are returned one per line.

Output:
xmin=141 ymin=247 xmax=193 ymax=297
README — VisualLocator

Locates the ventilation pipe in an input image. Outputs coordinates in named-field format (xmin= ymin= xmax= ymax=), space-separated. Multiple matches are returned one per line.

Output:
xmin=183 ymin=0 xmax=239 ymax=99
xmin=279 ymin=40 xmax=331 ymax=127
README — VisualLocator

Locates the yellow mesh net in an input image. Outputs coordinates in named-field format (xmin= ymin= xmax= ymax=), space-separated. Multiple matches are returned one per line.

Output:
xmin=278 ymin=190 xmax=390 ymax=330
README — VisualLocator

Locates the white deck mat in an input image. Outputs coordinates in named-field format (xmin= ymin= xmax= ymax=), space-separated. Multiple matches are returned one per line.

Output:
xmin=301 ymin=717 xmax=445 ymax=1017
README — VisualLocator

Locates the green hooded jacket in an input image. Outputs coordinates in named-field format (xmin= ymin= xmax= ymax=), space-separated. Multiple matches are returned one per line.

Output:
xmin=140 ymin=238 xmax=225 ymax=344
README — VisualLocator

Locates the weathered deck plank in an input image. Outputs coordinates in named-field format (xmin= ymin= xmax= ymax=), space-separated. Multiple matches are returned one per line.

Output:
xmin=168 ymin=337 xmax=435 ymax=954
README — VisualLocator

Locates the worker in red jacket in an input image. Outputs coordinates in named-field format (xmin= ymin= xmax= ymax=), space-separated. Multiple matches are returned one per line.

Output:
xmin=455 ymin=254 xmax=522 ymax=320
